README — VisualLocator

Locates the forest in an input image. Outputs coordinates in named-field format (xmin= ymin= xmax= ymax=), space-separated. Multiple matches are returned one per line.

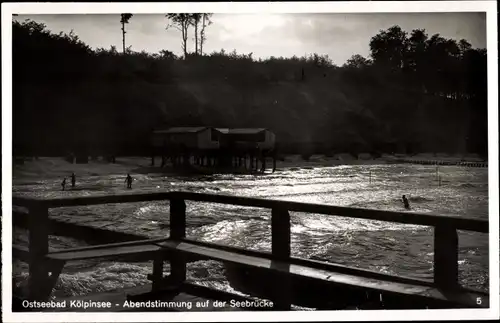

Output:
xmin=12 ymin=14 xmax=488 ymax=158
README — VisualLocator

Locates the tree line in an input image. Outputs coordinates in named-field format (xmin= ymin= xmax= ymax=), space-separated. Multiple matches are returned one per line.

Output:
xmin=12 ymin=16 xmax=487 ymax=158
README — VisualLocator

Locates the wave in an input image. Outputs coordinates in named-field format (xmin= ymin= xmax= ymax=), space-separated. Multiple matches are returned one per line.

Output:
xmin=456 ymin=183 xmax=477 ymax=189
xmin=408 ymin=196 xmax=434 ymax=203
xmin=347 ymin=195 xmax=435 ymax=213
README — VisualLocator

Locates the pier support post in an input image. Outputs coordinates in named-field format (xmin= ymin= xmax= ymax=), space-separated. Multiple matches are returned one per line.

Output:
xmin=271 ymin=207 xmax=292 ymax=310
xmin=434 ymin=226 xmax=459 ymax=289
xmin=168 ymin=198 xmax=187 ymax=287
xmin=28 ymin=205 xmax=50 ymax=301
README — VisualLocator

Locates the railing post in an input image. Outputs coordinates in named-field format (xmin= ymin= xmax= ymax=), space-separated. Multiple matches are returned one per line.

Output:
xmin=168 ymin=198 xmax=187 ymax=287
xmin=151 ymin=253 xmax=164 ymax=291
xmin=271 ymin=207 xmax=292 ymax=310
xmin=272 ymin=208 xmax=291 ymax=260
xmin=434 ymin=225 xmax=459 ymax=289
xmin=28 ymin=205 xmax=50 ymax=300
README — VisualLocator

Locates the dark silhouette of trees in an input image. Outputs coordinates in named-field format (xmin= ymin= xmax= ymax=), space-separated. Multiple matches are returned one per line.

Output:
xmin=166 ymin=13 xmax=214 ymax=57
xmin=120 ymin=14 xmax=133 ymax=54
xmin=12 ymin=19 xmax=488 ymax=158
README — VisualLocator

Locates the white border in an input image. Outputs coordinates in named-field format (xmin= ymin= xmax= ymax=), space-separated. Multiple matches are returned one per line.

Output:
xmin=2 ymin=1 xmax=498 ymax=322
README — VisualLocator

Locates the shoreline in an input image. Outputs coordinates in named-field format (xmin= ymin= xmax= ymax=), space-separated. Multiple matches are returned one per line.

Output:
xmin=12 ymin=154 xmax=488 ymax=182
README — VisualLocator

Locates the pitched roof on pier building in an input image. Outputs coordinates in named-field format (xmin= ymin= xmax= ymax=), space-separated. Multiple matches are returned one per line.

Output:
xmin=152 ymin=127 xmax=276 ymax=151
xmin=153 ymin=127 xmax=208 ymax=134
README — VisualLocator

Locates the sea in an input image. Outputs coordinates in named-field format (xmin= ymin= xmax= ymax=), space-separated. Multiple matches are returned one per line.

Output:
xmin=12 ymin=161 xmax=490 ymax=303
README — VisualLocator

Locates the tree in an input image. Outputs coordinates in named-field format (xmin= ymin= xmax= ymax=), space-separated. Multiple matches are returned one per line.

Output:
xmin=369 ymin=25 xmax=409 ymax=72
xmin=167 ymin=13 xmax=213 ymax=56
xmin=159 ymin=49 xmax=177 ymax=60
xmin=458 ymin=39 xmax=472 ymax=56
xmin=199 ymin=14 xmax=213 ymax=56
xmin=406 ymin=29 xmax=428 ymax=90
xmin=344 ymin=54 xmax=372 ymax=69
xmin=120 ymin=14 xmax=133 ymax=54
xmin=166 ymin=14 xmax=192 ymax=58
xmin=191 ymin=14 xmax=202 ymax=55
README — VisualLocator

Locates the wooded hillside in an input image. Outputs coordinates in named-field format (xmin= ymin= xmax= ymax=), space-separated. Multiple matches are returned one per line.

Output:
xmin=12 ymin=18 xmax=488 ymax=157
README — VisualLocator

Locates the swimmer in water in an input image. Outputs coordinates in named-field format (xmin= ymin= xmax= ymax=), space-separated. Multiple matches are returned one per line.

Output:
xmin=125 ymin=173 xmax=133 ymax=189
xmin=402 ymin=195 xmax=410 ymax=209
xmin=71 ymin=172 xmax=76 ymax=188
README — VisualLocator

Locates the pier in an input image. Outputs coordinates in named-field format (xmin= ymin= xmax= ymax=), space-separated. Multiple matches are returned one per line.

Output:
xmin=12 ymin=191 xmax=489 ymax=311
xmin=151 ymin=127 xmax=277 ymax=174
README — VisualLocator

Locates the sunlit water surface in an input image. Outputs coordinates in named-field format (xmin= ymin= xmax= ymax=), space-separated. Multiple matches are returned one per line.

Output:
xmin=12 ymin=164 xmax=489 ymax=301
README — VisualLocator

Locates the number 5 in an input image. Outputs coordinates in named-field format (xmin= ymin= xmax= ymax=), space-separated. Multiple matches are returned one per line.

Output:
xmin=476 ymin=297 xmax=482 ymax=305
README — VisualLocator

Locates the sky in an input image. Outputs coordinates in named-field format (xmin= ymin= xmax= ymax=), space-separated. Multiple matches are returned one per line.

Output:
xmin=15 ymin=12 xmax=486 ymax=65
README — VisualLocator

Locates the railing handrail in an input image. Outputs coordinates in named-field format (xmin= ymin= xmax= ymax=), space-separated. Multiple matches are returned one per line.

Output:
xmin=13 ymin=191 xmax=489 ymax=233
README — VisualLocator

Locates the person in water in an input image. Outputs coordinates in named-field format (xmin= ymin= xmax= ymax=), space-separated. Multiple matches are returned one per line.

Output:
xmin=71 ymin=172 xmax=76 ymax=188
xmin=402 ymin=195 xmax=410 ymax=209
xmin=125 ymin=173 xmax=133 ymax=189
xmin=61 ymin=177 xmax=67 ymax=191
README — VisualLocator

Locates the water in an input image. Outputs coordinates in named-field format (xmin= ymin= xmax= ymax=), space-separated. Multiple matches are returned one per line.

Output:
xmin=12 ymin=161 xmax=490 ymax=301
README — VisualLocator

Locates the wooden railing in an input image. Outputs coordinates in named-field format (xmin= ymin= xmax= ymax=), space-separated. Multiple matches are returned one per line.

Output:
xmin=12 ymin=191 xmax=490 ymax=309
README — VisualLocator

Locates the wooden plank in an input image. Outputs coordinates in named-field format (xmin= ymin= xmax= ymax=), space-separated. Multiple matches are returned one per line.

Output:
xmin=170 ymin=192 xmax=488 ymax=233
xmin=434 ymin=226 xmax=459 ymax=289
xmin=179 ymin=238 xmax=436 ymax=287
xmin=12 ymin=196 xmax=45 ymax=208
xmin=14 ymin=192 xmax=175 ymax=208
xmin=46 ymin=244 xmax=163 ymax=261
xmin=182 ymin=238 xmax=487 ymax=296
xmin=14 ymin=192 xmax=488 ymax=233
xmin=157 ymin=240 xmax=487 ymax=308
xmin=47 ymin=237 xmax=169 ymax=254
xmin=14 ymin=211 xmax=150 ymax=244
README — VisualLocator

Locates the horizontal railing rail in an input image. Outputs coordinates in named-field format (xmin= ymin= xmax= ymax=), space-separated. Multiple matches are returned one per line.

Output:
xmin=13 ymin=191 xmax=489 ymax=232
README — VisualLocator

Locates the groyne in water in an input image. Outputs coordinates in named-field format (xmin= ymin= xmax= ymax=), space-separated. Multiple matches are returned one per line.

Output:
xmin=396 ymin=159 xmax=487 ymax=167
